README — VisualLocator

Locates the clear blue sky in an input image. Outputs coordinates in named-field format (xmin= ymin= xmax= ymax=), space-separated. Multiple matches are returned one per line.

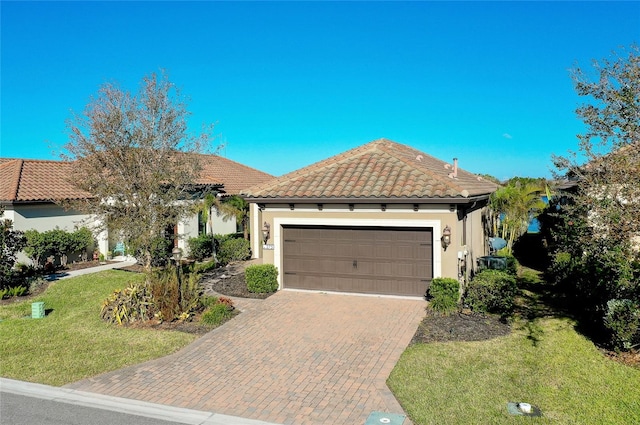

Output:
xmin=1 ymin=1 xmax=638 ymax=180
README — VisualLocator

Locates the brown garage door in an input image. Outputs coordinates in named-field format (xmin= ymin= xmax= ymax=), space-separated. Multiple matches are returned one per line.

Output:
xmin=282 ymin=226 xmax=433 ymax=297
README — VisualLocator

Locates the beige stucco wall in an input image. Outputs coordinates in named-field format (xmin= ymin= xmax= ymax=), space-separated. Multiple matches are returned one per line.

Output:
xmin=251 ymin=202 xmax=487 ymax=288
xmin=250 ymin=201 xmax=492 ymax=291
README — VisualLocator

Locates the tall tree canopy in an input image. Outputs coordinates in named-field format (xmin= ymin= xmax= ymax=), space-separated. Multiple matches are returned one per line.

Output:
xmin=546 ymin=45 xmax=640 ymax=350
xmin=63 ymin=72 xmax=215 ymax=269
xmin=553 ymin=45 xmax=640 ymax=250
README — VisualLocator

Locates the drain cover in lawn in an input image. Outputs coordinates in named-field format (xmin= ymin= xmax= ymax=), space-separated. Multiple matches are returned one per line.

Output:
xmin=507 ymin=402 xmax=542 ymax=417
xmin=365 ymin=411 xmax=406 ymax=425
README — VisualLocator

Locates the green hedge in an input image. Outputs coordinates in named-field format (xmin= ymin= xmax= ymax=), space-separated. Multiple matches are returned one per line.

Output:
xmin=217 ymin=237 xmax=251 ymax=265
xmin=428 ymin=278 xmax=460 ymax=313
xmin=604 ymin=299 xmax=640 ymax=351
xmin=246 ymin=264 xmax=279 ymax=293
xmin=187 ymin=234 xmax=216 ymax=261
xmin=465 ymin=270 xmax=518 ymax=316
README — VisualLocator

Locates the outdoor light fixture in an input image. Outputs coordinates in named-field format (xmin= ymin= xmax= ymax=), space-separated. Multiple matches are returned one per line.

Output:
xmin=172 ymin=247 xmax=182 ymax=263
xmin=262 ymin=222 xmax=271 ymax=244
xmin=441 ymin=225 xmax=452 ymax=250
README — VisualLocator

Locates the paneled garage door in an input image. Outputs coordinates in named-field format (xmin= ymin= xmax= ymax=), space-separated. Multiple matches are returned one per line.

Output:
xmin=282 ymin=226 xmax=433 ymax=297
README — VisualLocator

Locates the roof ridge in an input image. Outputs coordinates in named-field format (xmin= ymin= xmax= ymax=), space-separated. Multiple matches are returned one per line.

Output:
xmin=251 ymin=141 xmax=382 ymax=192
xmin=13 ymin=160 xmax=24 ymax=201
xmin=377 ymin=141 xmax=473 ymax=196
xmin=196 ymin=153 xmax=275 ymax=177
xmin=0 ymin=157 xmax=69 ymax=164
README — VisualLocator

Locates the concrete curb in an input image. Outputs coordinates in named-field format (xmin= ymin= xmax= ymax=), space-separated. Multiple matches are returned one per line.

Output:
xmin=0 ymin=378 xmax=282 ymax=425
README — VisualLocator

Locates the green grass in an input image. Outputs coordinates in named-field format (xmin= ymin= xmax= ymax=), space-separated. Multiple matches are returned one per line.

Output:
xmin=0 ymin=271 xmax=197 ymax=386
xmin=389 ymin=268 xmax=640 ymax=424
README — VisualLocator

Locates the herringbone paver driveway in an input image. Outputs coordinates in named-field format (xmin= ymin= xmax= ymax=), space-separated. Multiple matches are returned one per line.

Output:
xmin=66 ymin=291 xmax=425 ymax=425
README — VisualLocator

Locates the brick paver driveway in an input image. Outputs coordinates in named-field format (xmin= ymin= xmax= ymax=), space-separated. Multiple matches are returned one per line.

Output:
xmin=66 ymin=291 xmax=425 ymax=425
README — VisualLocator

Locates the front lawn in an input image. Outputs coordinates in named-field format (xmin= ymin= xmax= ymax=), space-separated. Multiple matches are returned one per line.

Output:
xmin=0 ymin=270 xmax=197 ymax=386
xmin=388 ymin=270 xmax=640 ymax=424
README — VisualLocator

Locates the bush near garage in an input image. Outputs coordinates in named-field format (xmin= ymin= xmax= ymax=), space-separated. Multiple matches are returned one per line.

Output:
xmin=428 ymin=278 xmax=460 ymax=314
xmin=465 ymin=270 xmax=518 ymax=316
xmin=246 ymin=264 xmax=278 ymax=293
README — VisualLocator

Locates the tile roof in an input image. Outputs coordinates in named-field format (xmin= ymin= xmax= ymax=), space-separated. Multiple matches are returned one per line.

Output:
xmin=0 ymin=159 xmax=91 ymax=202
xmin=0 ymin=154 xmax=274 ymax=202
xmin=243 ymin=138 xmax=499 ymax=200
xmin=196 ymin=154 xmax=274 ymax=195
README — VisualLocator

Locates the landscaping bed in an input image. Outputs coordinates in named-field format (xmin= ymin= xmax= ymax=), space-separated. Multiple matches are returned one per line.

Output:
xmin=411 ymin=309 xmax=511 ymax=344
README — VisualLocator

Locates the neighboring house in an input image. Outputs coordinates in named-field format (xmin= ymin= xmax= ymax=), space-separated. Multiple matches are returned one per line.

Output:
xmin=0 ymin=156 xmax=273 ymax=264
xmin=0 ymin=158 xmax=96 ymax=265
xmin=242 ymin=138 xmax=499 ymax=298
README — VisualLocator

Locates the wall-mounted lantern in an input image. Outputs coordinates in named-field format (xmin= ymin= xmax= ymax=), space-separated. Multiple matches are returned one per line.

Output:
xmin=262 ymin=222 xmax=271 ymax=244
xmin=441 ymin=225 xmax=452 ymax=250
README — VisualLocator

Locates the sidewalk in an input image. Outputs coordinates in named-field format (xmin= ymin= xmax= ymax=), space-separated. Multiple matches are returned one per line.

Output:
xmin=46 ymin=258 xmax=138 ymax=281
xmin=1 ymin=378 xmax=282 ymax=425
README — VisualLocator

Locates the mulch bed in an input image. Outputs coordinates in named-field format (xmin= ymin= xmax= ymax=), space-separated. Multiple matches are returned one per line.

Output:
xmin=202 ymin=269 xmax=273 ymax=299
xmin=411 ymin=309 xmax=511 ymax=344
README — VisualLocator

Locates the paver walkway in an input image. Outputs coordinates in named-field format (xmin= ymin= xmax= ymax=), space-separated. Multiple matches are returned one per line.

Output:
xmin=66 ymin=291 xmax=425 ymax=425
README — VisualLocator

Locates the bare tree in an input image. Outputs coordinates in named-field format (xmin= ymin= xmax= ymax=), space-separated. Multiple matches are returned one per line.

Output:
xmin=63 ymin=72 xmax=215 ymax=270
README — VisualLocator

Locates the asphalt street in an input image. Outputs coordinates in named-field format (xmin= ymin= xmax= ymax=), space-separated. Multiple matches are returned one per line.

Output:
xmin=0 ymin=378 xmax=281 ymax=425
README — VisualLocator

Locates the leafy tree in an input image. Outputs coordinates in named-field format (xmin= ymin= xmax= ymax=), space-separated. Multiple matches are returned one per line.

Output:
xmin=0 ymin=207 xmax=27 ymax=287
xmin=489 ymin=177 xmax=549 ymax=253
xmin=23 ymin=230 xmax=47 ymax=267
xmin=477 ymin=173 xmax=502 ymax=185
xmin=548 ymin=45 xmax=640 ymax=349
xmin=223 ymin=195 xmax=250 ymax=239
xmin=62 ymin=71 xmax=215 ymax=270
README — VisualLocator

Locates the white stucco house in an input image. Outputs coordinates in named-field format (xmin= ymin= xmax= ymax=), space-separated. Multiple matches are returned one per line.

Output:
xmin=0 ymin=156 xmax=273 ymax=264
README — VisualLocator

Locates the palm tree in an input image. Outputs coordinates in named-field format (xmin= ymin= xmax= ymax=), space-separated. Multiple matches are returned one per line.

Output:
xmin=199 ymin=194 xmax=249 ymax=239
xmin=489 ymin=178 xmax=550 ymax=253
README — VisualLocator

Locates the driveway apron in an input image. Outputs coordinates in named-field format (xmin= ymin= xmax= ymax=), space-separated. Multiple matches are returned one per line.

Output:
xmin=66 ymin=291 xmax=425 ymax=425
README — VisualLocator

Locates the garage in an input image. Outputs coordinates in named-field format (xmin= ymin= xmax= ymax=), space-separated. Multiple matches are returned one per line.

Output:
xmin=244 ymin=139 xmax=499 ymax=292
xmin=282 ymin=225 xmax=433 ymax=297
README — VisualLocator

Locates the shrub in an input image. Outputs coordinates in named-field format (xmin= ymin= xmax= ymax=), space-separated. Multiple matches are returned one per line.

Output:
xmin=7 ymin=285 xmax=27 ymax=297
xmin=428 ymin=278 xmax=460 ymax=313
xmin=465 ymin=270 xmax=518 ymax=316
xmin=201 ymin=302 xmax=234 ymax=326
xmin=101 ymin=282 xmax=153 ymax=325
xmin=101 ymin=268 xmax=205 ymax=325
xmin=147 ymin=268 xmax=203 ymax=322
xmin=148 ymin=236 xmax=173 ymax=268
xmin=187 ymin=234 xmax=216 ymax=261
xmin=498 ymin=253 xmax=519 ymax=275
xmin=246 ymin=264 xmax=279 ymax=293
xmin=604 ymin=299 xmax=640 ymax=351
xmin=217 ymin=237 xmax=251 ymax=265
xmin=201 ymin=295 xmax=219 ymax=308
xmin=28 ymin=277 xmax=47 ymax=294
xmin=193 ymin=259 xmax=218 ymax=274
xmin=0 ymin=288 xmax=8 ymax=299
xmin=22 ymin=227 xmax=94 ymax=268
xmin=1 ymin=217 xmax=27 ymax=287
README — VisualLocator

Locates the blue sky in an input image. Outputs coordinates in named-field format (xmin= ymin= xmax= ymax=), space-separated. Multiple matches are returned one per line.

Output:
xmin=1 ymin=1 xmax=638 ymax=180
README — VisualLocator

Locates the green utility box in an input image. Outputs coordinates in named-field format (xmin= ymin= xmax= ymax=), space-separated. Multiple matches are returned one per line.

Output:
xmin=32 ymin=302 xmax=45 ymax=319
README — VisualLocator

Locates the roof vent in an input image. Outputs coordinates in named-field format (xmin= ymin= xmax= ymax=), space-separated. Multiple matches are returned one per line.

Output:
xmin=416 ymin=155 xmax=423 ymax=162
xmin=447 ymin=158 xmax=458 ymax=179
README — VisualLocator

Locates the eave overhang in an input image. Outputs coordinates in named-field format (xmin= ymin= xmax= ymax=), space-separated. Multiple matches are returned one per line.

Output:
xmin=242 ymin=195 xmax=491 ymax=205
